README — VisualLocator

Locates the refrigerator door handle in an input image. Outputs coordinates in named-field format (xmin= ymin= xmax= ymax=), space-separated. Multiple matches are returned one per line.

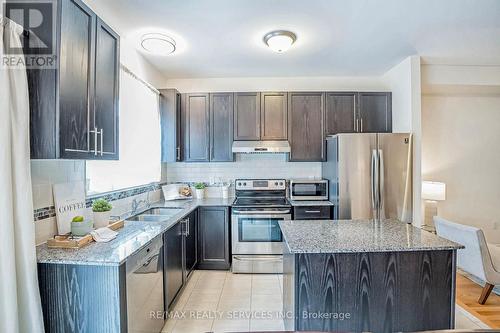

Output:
xmin=378 ymin=149 xmax=385 ymax=213
xmin=371 ymin=149 xmax=378 ymax=211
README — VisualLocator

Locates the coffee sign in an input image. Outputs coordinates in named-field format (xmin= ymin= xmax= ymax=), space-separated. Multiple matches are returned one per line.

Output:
xmin=53 ymin=181 xmax=86 ymax=235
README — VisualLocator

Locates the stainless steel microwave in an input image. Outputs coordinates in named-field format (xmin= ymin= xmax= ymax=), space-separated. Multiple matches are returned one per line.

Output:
xmin=289 ymin=179 xmax=328 ymax=201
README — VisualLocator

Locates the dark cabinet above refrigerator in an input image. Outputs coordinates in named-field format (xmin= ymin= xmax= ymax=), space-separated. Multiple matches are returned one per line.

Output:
xmin=325 ymin=92 xmax=392 ymax=136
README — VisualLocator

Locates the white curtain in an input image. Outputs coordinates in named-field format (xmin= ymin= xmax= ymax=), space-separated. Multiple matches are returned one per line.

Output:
xmin=0 ymin=17 xmax=45 ymax=333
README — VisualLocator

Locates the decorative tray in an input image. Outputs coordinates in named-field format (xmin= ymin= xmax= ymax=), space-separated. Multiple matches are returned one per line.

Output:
xmin=47 ymin=219 xmax=124 ymax=249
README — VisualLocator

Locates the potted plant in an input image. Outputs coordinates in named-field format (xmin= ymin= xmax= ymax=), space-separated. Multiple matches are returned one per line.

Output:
xmin=194 ymin=182 xmax=206 ymax=199
xmin=71 ymin=215 xmax=93 ymax=237
xmin=92 ymin=198 xmax=112 ymax=228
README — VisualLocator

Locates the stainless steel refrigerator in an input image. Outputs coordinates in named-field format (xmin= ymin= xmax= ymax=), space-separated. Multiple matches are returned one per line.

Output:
xmin=322 ymin=133 xmax=413 ymax=223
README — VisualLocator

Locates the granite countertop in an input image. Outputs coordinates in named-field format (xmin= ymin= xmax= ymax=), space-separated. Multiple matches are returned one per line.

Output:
xmin=36 ymin=197 xmax=234 ymax=266
xmin=289 ymin=200 xmax=334 ymax=206
xmin=279 ymin=219 xmax=464 ymax=254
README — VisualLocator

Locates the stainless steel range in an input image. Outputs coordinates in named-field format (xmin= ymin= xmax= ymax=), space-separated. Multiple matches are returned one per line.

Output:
xmin=231 ymin=179 xmax=291 ymax=274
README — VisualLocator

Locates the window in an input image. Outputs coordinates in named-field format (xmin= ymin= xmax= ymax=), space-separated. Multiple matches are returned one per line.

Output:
xmin=86 ymin=68 xmax=161 ymax=195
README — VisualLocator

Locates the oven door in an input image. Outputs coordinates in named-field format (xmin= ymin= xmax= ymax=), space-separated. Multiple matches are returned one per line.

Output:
xmin=231 ymin=209 xmax=291 ymax=255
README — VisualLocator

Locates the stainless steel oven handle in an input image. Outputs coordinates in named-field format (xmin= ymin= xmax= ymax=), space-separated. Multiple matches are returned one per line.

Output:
xmin=232 ymin=209 xmax=290 ymax=215
xmin=232 ymin=214 xmax=291 ymax=220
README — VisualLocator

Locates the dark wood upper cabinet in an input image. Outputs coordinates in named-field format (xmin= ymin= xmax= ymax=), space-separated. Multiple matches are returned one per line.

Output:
xmin=182 ymin=93 xmax=210 ymax=162
xmin=160 ymin=89 xmax=182 ymax=162
xmin=94 ymin=18 xmax=120 ymax=159
xmin=197 ymin=207 xmax=230 ymax=270
xmin=288 ymin=92 xmax=325 ymax=162
xmin=234 ymin=92 xmax=261 ymax=140
xmin=170 ymin=90 xmax=391 ymax=163
xmin=325 ymin=92 xmax=357 ymax=135
xmin=358 ymin=92 xmax=392 ymax=133
xmin=58 ymin=0 xmax=96 ymax=159
xmin=325 ymin=92 xmax=392 ymax=135
xmin=7 ymin=0 xmax=120 ymax=159
xmin=261 ymin=92 xmax=288 ymax=140
xmin=210 ymin=93 xmax=234 ymax=162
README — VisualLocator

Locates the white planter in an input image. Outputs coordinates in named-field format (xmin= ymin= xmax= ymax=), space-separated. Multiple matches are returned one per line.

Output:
xmin=195 ymin=188 xmax=205 ymax=199
xmin=71 ymin=220 xmax=94 ymax=236
xmin=93 ymin=211 xmax=111 ymax=228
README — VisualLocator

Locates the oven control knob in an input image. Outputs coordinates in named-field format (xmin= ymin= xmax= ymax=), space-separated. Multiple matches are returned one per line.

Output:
xmin=274 ymin=182 xmax=278 ymax=186
xmin=279 ymin=182 xmax=284 ymax=186
xmin=237 ymin=182 xmax=242 ymax=186
xmin=243 ymin=182 xmax=247 ymax=186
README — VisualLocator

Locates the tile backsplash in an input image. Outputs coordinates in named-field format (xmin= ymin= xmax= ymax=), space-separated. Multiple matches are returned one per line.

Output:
xmin=30 ymin=160 xmax=163 ymax=245
xmin=165 ymin=153 xmax=322 ymax=183
xmin=30 ymin=154 xmax=321 ymax=245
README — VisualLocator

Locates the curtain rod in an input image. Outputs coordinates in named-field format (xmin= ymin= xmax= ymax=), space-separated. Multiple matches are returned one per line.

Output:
xmin=120 ymin=63 xmax=160 ymax=95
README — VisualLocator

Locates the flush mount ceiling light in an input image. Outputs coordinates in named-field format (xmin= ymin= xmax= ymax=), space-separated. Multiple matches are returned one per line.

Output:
xmin=263 ymin=30 xmax=297 ymax=53
xmin=141 ymin=33 xmax=176 ymax=55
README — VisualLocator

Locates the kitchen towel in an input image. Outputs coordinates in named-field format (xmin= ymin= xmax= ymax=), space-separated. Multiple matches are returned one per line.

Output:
xmin=90 ymin=227 xmax=118 ymax=242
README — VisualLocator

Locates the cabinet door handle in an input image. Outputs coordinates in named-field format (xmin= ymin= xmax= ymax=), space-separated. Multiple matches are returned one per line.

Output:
xmin=93 ymin=127 xmax=98 ymax=155
xmin=305 ymin=210 xmax=321 ymax=213
xmin=356 ymin=118 xmax=360 ymax=132
xmin=186 ymin=218 xmax=190 ymax=236
xmin=100 ymin=128 xmax=104 ymax=156
xmin=176 ymin=147 xmax=181 ymax=160
xmin=360 ymin=118 xmax=363 ymax=132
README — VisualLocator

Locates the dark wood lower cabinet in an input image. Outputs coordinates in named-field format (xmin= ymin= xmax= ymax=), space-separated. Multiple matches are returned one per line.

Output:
xmin=164 ymin=222 xmax=184 ymax=309
xmin=38 ymin=263 xmax=126 ymax=333
xmin=184 ymin=210 xmax=198 ymax=277
xmin=293 ymin=206 xmax=331 ymax=220
xmin=283 ymin=249 xmax=456 ymax=333
xmin=198 ymin=207 xmax=231 ymax=270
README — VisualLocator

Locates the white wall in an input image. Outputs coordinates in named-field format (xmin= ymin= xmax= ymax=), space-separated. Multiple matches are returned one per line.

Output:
xmin=383 ymin=56 xmax=422 ymax=226
xmin=422 ymin=64 xmax=500 ymax=93
xmin=83 ymin=0 xmax=166 ymax=87
xmin=161 ymin=76 xmax=386 ymax=92
xmin=422 ymin=95 xmax=500 ymax=243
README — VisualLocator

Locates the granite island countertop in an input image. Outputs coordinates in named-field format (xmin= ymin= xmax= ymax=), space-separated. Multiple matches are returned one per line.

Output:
xmin=36 ymin=197 xmax=234 ymax=266
xmin=279 ymin=219 xmax=463 ymax=254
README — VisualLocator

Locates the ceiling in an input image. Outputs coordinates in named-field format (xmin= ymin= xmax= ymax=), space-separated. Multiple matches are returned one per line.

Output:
xmin=90 ymin=0 xmax=500 ymax=78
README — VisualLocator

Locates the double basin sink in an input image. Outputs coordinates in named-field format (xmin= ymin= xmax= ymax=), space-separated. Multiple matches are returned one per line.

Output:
xmin=126 ymin=207 xmax=184 ymax=222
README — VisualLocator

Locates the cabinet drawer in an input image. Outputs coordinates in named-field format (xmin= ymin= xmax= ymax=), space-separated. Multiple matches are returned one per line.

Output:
xmin=294 ymin=206 xmax=331 ymax=220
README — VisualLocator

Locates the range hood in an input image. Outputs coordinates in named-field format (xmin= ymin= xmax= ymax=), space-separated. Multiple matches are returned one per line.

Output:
xmin=232 ymin=141 xmax=291 ymax=154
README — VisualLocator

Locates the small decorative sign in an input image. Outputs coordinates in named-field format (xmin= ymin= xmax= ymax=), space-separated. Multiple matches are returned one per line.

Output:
xmin=53 ymin=181 xmax=86 ymax=235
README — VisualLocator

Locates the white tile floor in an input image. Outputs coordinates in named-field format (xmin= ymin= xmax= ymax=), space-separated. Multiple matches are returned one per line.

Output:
xmin=162 ymin=270 xmax=284 ymax=333
xmin=162 ymin=270 xmax=490 ymax=333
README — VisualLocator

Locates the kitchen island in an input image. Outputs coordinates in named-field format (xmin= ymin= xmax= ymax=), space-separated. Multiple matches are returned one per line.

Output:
xmin=279 ymin=219 xmax=463 ymax=333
